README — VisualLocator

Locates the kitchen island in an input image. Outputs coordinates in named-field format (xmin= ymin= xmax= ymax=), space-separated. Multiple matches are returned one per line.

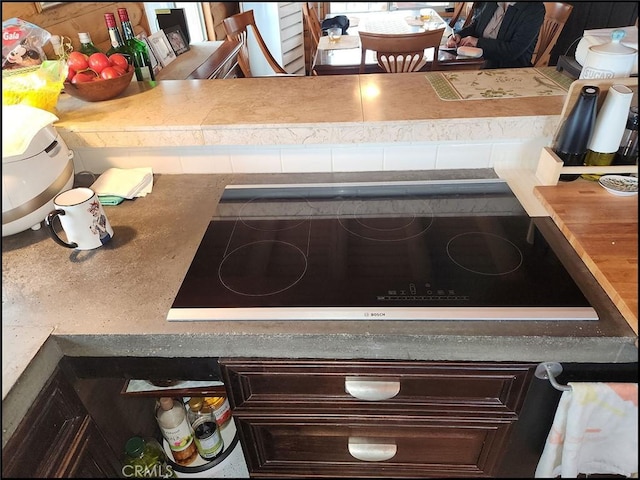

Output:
xmin=2 ymin=170 xmax=637 ymax=477
xmin=2 ymin=71 xmax=637 ymax=474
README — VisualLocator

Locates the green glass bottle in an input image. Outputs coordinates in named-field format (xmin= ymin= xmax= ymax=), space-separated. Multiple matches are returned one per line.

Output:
xmin=123 ymin=436 xmax=176 ymax=478
xmin=77 ymin=32 xmax=101 ymax=56
xmin=104 ymin=13 xmax=130 ymax=60
xmin=117 ymin=7 xmax=155 ymax=81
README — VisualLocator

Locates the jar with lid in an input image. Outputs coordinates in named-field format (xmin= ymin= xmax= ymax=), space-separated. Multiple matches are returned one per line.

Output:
xmin=204 ymin=396 xmax=232 ymax=428
xmin=187 ymin=397 xmax=224 ymax=460
xmin=123 ymin=436 xmax=176 ymax=478
xmin=155 ymin=397 xmax=198 ymax=466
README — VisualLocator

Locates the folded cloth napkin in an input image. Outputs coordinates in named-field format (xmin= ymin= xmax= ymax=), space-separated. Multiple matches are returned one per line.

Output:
xmin=91 ymin=167 xmax=153 ymax=203
xmin=535 ymin=382 xmax=638 ymax=478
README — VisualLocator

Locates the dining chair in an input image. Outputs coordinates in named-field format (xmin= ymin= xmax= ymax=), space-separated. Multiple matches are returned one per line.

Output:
xmin=222 ymin=9 xmax=288 ymax=77
xmin=531 ymin=2 xmax=574 ymax=68
xmin=448 ymin=2 xmax=476 ymax=30
xmin=359 ymin=28 xmax=446 ymax=74
xmin=302 ymin=2 xmax=322 ymax=75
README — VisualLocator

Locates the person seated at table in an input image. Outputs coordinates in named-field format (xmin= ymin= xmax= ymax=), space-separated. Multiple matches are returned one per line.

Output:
xmin=446 ymin=2 xmax=545 ymax=69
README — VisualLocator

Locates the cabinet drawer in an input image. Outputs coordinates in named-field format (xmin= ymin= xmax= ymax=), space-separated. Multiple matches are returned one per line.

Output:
xmin=221 ymin=359 xmax=533 ymax=416
xmin=235 ymin=415 xmax=512 ymax=477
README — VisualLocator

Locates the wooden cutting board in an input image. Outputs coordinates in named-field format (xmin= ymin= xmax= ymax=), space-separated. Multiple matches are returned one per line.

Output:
xmin=534 ymin=179 xmax=638 ymax=333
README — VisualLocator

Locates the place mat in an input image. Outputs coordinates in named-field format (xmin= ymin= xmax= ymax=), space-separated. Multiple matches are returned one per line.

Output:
xmin=318 ymin=35 xmax=360 ymax=50
xmin=425 ymin=67 xmax=574 ymax=101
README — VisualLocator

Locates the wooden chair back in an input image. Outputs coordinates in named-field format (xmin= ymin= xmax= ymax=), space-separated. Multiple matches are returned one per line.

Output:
xmin=448 ymin=2 xmax=476 ymax=30
xmin=532 ymin=2 xmax=573 ymax=67
xmin=222 ymin=10 xmax=288 ymax=77
xmin=302 ymin=3 xmax=322 ymax=50
xmin=359 ymin=28 xmax=446 ymax=74
xmin=302 ymin=3 xmax=322 ymax=75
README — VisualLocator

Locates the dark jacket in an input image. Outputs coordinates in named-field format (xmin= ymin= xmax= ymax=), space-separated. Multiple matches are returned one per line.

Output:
xmin=456 ymin=2 xmax=545 ymax=68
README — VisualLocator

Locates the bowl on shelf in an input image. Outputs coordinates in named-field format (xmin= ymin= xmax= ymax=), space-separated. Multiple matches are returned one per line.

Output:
xmin=63 ymin=67 xmax=134 ymax=102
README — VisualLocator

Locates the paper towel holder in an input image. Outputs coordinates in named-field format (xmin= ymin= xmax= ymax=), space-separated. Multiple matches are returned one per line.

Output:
xmin=535 ymin=362 xmax=572 ymax=392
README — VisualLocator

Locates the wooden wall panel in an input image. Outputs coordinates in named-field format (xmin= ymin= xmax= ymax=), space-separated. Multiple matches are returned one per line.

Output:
xmin=1 ymin=2 xmax=150 ymax=57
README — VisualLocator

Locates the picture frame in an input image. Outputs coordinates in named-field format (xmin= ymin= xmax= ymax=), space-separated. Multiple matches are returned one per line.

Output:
xmin=136 ymin=32 xmax=162 ymax=76
xmin=147 ymin=30 xmax=176 ymax=68
xmin=35 ymin=2 xmax=64 ymax=13
xmin=164 ymin=25 xmax=190 ymax=57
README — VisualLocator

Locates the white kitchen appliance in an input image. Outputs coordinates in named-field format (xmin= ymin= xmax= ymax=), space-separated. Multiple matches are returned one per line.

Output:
xmin=2 ymin=105 xmax=74 ymax=237
xmin=575 ymin=26 xmax=638 ymax=76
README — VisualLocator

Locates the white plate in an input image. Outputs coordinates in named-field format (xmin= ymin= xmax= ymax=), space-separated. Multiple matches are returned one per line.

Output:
xmin=598 ymin=175 xmax=638 ymax=196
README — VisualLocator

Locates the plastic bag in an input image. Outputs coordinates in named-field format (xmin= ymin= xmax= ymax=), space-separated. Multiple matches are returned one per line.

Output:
xmin=2 ymin=18 xmax=51 ymax=71
xmin=2 ymin=60 xmax=67 ymax=112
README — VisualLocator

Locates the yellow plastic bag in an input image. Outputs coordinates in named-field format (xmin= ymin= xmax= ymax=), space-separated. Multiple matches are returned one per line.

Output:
xmin=2 ymin=60 xmax=67 ymax=112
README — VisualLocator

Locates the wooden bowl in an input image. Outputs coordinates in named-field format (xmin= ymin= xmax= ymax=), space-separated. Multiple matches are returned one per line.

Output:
xmin=63 ymin=67 xmax=134 ymax=102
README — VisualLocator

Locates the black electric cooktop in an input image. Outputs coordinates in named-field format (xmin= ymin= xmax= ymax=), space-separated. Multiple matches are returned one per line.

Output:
xmin=168 ymin=180 xmax=597 ymax=321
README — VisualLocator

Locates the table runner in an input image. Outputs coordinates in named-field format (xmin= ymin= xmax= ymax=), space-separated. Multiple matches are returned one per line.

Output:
xmin=425 ymin=67 xmax=574 ymax=101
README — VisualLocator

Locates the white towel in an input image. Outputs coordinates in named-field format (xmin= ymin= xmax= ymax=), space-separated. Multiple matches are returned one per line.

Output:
xmin=91 ymin=167 xmax=153 ymax=199
xmin=535 ymin=382 xmax=638 ymax=478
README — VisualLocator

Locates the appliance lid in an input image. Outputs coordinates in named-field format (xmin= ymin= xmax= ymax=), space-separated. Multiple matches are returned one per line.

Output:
xmin=168 ymin=179 xmax=598 ymax=322
xmin=2 ymin=104 xmax=59 ymax=161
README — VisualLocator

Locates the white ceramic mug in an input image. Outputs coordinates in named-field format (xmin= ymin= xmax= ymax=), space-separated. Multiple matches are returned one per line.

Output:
xmin=45 ymin=187 xmax=113 ymax=250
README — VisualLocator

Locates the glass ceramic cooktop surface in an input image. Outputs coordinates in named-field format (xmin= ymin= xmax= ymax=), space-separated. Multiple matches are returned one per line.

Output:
xmin=168 ymin=180 xmax=597 ymax=321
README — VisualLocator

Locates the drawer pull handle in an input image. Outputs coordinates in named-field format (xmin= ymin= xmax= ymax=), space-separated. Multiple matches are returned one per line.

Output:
xmin=345 ymin=377 xmax=400 ymax=401
xmin=348 ymin=437 xmax=397 ymax=462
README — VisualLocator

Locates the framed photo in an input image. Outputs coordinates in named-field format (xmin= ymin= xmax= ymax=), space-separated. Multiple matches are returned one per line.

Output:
xmin=136 ymin=32 xmax=161 ymax=75
xmin=35 ymin=2 xmax=64 ymax=12
xmin=147 ymin=30 xmax=176 ymax=68
xmin=164 ymin=26 xmax=190 ymax=56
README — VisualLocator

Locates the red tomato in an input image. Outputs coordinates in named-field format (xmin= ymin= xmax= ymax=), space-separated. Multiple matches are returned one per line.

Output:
xmin=108 ymin=53 xmax=129 ymax=70
xmin=66 ymin=67 xmax=76 ymax=83
xmin=112 ymin=65 xmax=127 ymax=76
xmin=67 ymin=51 xmax=89 ymax=72
xmin=100 ymin=66 xmax=120 ymax=80
xmin=88 ymin=52 xmax=110 ymax=74
xmin=71 ymin=71 xmax=97 ymax=84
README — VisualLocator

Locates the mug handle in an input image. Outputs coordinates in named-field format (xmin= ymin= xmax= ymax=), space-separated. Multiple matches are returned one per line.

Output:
xmin=45 ymin=210 xmax=78 ymax=249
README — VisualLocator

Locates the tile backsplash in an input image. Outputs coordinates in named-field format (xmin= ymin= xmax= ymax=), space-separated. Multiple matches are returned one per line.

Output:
xmin=71 ymin=138 xmax=551 ymax=175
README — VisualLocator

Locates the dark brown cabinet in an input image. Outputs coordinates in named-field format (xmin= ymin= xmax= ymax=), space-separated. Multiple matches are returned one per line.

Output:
xmin=220 ymin=359 xmax=536 ymax=478
xmin=1 ymin=367 xmax=121 ymax=478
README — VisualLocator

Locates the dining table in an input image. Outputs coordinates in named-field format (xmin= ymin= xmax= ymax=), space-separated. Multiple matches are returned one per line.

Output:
xmin=313 ymin=8 xmax=486 ymax=75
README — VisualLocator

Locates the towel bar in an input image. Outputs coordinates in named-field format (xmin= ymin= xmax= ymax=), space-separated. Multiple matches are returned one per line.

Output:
xmin=535 ymin=362 xmax=572 ymax=391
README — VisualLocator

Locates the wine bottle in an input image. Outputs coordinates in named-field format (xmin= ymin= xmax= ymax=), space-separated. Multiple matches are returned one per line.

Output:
xmin=155 ymin=397 xmax=198 ymax=466
xmin=78 ymin=32 xmax=101 ymax=56
xmin=582 ymin=84 xmax=634 ymax=180
xmin=117 ymin=7 xmax=155 ymax=81
xmin=551 ymin=85 xmax=600 ymax=182
xmin=103 ymin=13 xmax=130 ymax=60
xmin=612 ymin=106 xmax=638 ymax=167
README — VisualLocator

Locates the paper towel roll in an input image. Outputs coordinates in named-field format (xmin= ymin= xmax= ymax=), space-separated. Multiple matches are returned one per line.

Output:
xmin=587 ymin=84 xmax=634 ymax=154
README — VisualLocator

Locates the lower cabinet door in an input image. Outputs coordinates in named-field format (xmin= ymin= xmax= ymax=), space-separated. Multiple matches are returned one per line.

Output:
xmin=2 ymin=368 xmax=121 ymax=478
xmin=234 ymin=415 xmax=514 ymax=478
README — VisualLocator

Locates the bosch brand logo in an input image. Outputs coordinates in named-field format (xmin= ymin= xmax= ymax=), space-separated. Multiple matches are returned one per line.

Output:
xmin=366 ymin=312 xmax=386 ymax=317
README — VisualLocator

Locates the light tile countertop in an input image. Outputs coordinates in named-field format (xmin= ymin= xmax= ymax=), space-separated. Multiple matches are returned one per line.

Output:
xmin=53 ymin=72 xmax=567 ymax=149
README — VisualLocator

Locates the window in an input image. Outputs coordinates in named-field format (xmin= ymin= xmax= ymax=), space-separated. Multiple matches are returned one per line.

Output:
xmin=329 ymin=2 xmax=453 ymax=14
